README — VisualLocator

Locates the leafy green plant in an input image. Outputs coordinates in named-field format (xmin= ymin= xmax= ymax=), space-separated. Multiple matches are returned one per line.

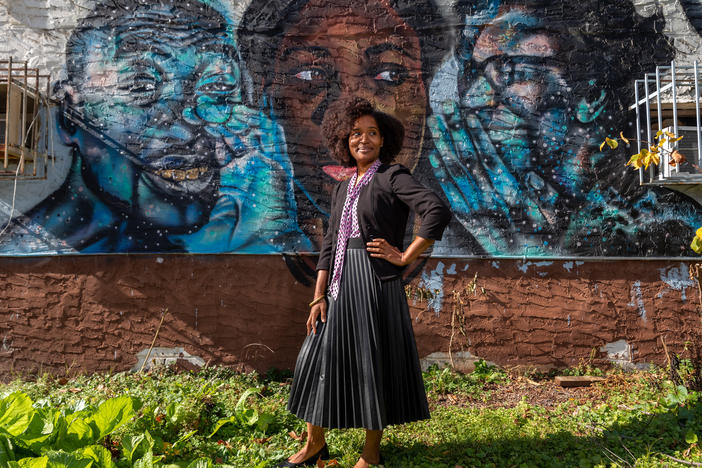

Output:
xmin=0 ymin=392 xmax=140 ymax=467
xmin=2 ymin=366 xmax=701 ymax=467
xmin=208 ymin=388 xmax=275 ymax=438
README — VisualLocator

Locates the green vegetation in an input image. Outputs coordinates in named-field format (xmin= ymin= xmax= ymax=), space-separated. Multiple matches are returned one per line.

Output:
xmin=1 ymin=361 xmax=700 ymax=467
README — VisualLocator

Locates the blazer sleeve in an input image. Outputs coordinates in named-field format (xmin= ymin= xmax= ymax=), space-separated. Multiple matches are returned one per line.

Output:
xmin=316 ymin=182 xmax=342 ymax=271
xmin=390 ymin=165 xmax=452 ymax=241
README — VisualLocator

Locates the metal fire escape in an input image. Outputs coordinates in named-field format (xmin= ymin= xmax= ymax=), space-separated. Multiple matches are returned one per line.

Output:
xmin=0 ymin=57 xmax=54 ymax=180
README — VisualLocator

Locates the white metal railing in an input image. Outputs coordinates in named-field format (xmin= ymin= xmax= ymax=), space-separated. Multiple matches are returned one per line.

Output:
xmin=630 ymin=60 xmax=702 ymax=184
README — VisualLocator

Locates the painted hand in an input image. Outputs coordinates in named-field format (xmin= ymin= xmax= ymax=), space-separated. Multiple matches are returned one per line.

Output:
xmin=428 ymin=103 xmax=559 ymax=255
xmin=174 ymin=105 xmax=311 ymax=253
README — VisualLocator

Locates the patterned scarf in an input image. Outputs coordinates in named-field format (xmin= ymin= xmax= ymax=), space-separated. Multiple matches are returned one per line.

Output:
xmin=328 ymin=159 xmax=382 ymax=299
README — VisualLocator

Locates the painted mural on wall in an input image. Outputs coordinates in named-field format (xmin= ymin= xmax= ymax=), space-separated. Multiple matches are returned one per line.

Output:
xmin=1 ymin=0 xmax=702 ymax=257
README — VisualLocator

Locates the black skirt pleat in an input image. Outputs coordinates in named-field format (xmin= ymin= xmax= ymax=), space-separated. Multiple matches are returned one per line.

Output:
xmin=287 ymin=238 xmax=430 ymax=430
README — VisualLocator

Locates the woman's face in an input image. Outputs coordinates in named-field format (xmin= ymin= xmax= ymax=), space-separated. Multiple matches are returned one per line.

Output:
xmin=348 ymin=115 xmax=383 ymax=168
xmin=270 ymin=0 xmax=426 ymax=192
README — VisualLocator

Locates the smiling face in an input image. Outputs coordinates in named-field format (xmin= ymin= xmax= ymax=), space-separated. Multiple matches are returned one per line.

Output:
xmin=268 ymin=0 xmax=426 ymax=207
xmin=66 ymin=2 xmax=241 ymax=231
xmin=349 ymin=115 xmax=383 ymax=169
xmin=459 ymin=6 xmax=602 ymax=204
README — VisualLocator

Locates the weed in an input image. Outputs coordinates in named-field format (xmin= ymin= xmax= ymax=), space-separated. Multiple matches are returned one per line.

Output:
xmin=1 ymin=365 xmax=701 ymax=467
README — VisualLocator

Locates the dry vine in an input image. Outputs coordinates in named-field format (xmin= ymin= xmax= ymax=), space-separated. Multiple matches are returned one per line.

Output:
xmin=688 ymin=263 xmax=702 ymax=311
xmin=448 ymin=273 xmax=484 ymax=368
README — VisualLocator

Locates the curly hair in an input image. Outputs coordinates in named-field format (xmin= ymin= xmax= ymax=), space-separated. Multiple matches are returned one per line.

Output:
xmin=321 ymin=97 xmax=405 ymax=167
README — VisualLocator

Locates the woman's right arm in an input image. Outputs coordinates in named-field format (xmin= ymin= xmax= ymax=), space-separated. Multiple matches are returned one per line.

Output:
xmin=309 ymin=182 xmax=341 ymax=335
xmin=307 ymin=269 xmax=329 ymax=335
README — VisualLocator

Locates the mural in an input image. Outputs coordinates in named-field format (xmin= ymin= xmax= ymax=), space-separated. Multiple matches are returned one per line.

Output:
xmin=429 ymin=0 xmax=702 ymax=256
xmin=1 ymin=0 xmax=702 ymax=257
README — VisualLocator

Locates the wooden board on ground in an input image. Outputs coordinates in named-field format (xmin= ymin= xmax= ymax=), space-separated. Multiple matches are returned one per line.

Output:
xmin=555 ymin=376 xmax=606 ymax=387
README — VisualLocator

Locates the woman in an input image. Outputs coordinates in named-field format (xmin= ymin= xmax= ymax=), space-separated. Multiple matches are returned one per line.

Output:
xmin=278 ymin=97 xmax=451 ymax=468
xmin=238 ymin=0 xmax=448 ymax=246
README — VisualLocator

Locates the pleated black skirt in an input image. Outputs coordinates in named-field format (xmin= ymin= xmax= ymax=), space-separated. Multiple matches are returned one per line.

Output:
xmin=287 ymin=238 xmax=430 ymax=430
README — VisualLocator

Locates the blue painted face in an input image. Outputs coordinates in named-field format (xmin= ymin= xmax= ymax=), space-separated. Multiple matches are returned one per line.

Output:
xmin=458 ymin=8 xmax=603 ymax=206
xmin=68 ymin=4 xmax=241 ymax=232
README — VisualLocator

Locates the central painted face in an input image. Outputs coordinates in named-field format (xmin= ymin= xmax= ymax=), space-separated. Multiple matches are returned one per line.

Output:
xmin=269 ymin=0 xmax=426 ymax=211
xmin=458 ymin=6 xmax=605 ymax=205
xmin=64 ymin=3 xmax=241 ymax=232
xmin=349 ymin=115 xmax=383 ymax=169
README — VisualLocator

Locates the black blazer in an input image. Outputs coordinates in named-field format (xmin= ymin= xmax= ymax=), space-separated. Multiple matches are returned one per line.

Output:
xmin=317 ymin=163 xmax=452 ymax=281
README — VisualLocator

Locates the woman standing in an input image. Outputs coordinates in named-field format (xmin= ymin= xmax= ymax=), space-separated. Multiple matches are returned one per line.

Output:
xmin=278 ymin=97 xmax=451 ymax=468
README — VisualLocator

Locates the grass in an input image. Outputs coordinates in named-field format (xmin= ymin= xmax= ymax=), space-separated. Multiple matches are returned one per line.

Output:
xmin=1 ymin=361 xmax=701 ymax=467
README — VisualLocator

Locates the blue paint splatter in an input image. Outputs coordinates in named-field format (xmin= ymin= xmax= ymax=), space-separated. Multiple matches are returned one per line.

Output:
xmin=628 ymin=280 xmax=646 ymax=321
xmin=658 ymin=262 xmax=694 ymax=303
xmin=420 ymin=262 xmax=446 ymax=316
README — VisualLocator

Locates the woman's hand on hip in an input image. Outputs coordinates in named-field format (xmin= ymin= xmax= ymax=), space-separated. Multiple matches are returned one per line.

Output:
xmin=306 ymin=301 xmax=327 ymax=335
xmin=366 ymin=238 xmax=407 ymax=266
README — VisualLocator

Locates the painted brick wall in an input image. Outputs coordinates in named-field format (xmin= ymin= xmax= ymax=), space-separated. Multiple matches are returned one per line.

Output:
xmin=2 ymin=255 xmax=700 ymax=378
xmin=1 ymin=0 xmax=702 ymax=377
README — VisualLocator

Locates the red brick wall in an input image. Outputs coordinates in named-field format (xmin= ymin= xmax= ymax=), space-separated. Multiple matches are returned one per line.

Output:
xmin=2 ymin=255 xmax=700 ymax=379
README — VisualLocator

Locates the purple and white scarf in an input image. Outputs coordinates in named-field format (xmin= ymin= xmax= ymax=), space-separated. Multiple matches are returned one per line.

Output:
xmin=328 ymin=159 xmax=382 ymax=299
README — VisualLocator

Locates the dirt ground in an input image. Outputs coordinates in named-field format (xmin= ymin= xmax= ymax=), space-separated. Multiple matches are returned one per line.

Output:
xmin=431 ymin=372 xmax=659 ymax=410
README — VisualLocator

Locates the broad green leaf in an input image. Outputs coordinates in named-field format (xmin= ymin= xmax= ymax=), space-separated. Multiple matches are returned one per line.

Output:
xmin=16 ymin=457 xmax=47 ymax=468
xmin=166 ymin=402 xmax=177 ymax=424
xmin=208 ymin=416 xmax=237 ymax=438
xmin=59 ymin=417 xmax=95 ymax=451
xmin=132 ymin=450 xmax=153 ymax=468
xmin=686 ymin=430 xmax=699 ymax=445
xmin=84 ymin=396 xmax=137 ymax=440
xmin=185 ymin=459 xmax=211 ymax=468
xmin=0 ymin=393 xmax=34 ymax=437
xmin=0 ymin=436 xmax=14 ymax=463
xmin=75 ymin=446 xmax=113 ymax=468
xmin=17 ymin=408 xmax=59 ymax=452
xmin=120 ymin=434 xmax=145 ymax=464
xmin=256 ymin=413 xmax=276 ymax=433
xmin=691 ymin=235 xmax=702 ymax=254
xmin=44 ymin=451 xmax=93 ymax=468
xmin=143 ymin=430 xmax=155 ymax=450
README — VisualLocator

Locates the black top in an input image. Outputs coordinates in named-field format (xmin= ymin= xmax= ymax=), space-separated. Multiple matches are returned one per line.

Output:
xmin=317 ymin=163 xmax=452 ymax=281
